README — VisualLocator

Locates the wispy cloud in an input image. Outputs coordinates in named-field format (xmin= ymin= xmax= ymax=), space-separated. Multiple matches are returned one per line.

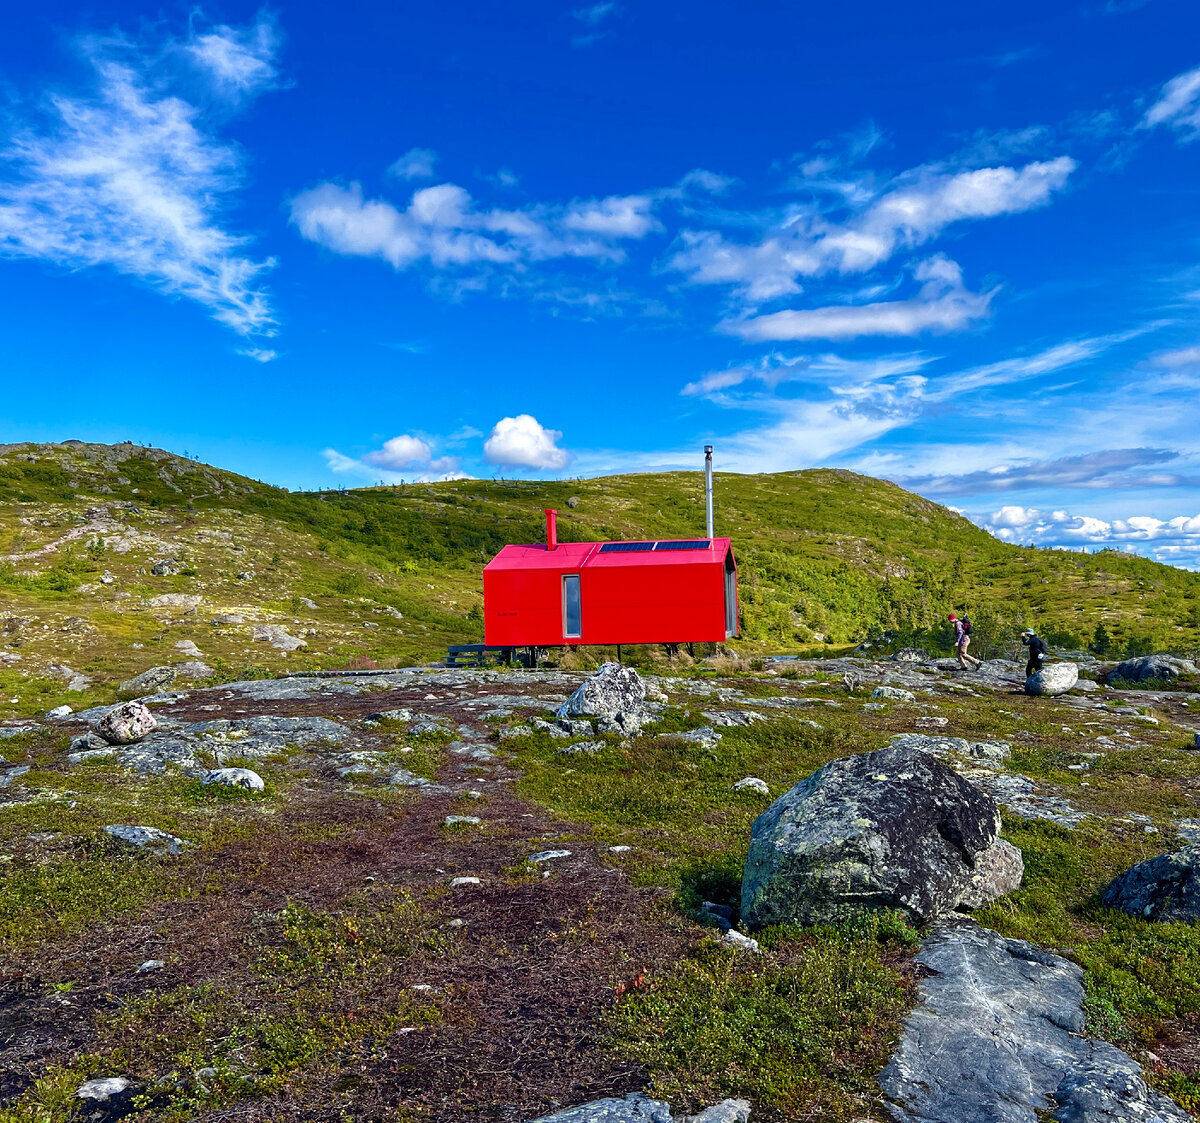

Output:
xmin=681 ymin=351 xmax=930 ymax=398
xmin=0 ymin=18 xmax=277 ymax=336
xmin=901 ymin=448 xmax=1195 ymax=497
xmin=1141 ymin=64 xmax=1200 ymax=140
xmin=238 ymin=347 xmax=278 ymax=363
xmin=669 ymin=156 xmax=1074 ymax=302
xmin=571 ymin=2 xmax=619 ymax=47
xmin=723 ymin=256 xmax=994 ymax=342
xmin=388 ymin=148 xmax=438 ymax=181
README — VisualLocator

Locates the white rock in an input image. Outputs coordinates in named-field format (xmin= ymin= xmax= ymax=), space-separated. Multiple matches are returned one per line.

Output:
xmin=76 ymin=1077 xmax=132 ymax=1102
xmin=174 ymin=640 xmax=204 ymax=657
xmin=609 ymin=845 xmax=631 ymax=853
xmin=872 ymin=685 xmax=917 ymax=703
xmin=202 ymin=767 xmax=264 ymax=791
xmin=103 ymin=825 xmax=189 ymax=855
xmin=721 ymin=930 xmax=760 ymax=953
xmin=97 ymin=701 xmax=157 ymax=745
xmin=444 ymin=815 xmax=481 ymax=826
xmin=733 ymin=777 xmax=770 ymax=796
xmin=46 ymin=705 xmax=73 ymax=718
xmin=450 ymin=876 xmax=481 ymax=887
xmin=137 ymin=959 xmax=165 ymax=973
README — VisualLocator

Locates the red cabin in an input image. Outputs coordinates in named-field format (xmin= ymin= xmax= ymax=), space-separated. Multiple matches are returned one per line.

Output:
xmin=483 ymin=510 xmax=738 ymax=648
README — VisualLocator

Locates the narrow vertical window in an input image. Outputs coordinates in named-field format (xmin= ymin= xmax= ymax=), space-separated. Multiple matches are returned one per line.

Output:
xmin=725 ymin=559 xmax=737 ymax=637
xmin=563 ymin=574 xmax=582 ymax=638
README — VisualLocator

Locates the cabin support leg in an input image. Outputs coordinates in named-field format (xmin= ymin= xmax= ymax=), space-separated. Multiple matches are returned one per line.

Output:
xmin=616 ymin=644 xmax=622 ymax=664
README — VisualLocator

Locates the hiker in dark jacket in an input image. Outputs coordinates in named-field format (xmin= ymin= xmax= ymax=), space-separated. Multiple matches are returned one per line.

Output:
xmin=1021 ymin=629 xmax=1048 ymax=678
xmin=948 ymin=613 xmax=981 ymax=669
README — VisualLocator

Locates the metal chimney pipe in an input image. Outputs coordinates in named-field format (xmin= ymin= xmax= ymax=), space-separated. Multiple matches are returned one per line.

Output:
xmin=704 ymin=446 xmax=714 ymax=538
xmin=545 ymin=508 xmax=558 ymax=551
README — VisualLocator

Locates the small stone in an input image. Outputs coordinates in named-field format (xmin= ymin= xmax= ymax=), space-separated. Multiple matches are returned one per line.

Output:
xmin=137 ymin=959 xmax=165 ymax=973
xmin=46 ymin=704 xmax=73 ymax=718
xmin=444 ymin=815 xmax=481 ymax=826
xmin=450 ymin=876 xmax=481 ymax=887
xmin=872 ymin=685 xmax=917 ymax=703
xmin=609 ymin=845 xmax=631 ymax=853
xmin=103 ymin=825 xmax=190 ymax=855
xmin=733 ymin=777 xmax=770 ymax=795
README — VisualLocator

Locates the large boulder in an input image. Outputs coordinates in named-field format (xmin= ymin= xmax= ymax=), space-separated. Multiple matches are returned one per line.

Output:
xmin=1026 ymin=662 xmax=1079 ymax=697
xmin=741 ymin=743 xmax=1022 ymax=928
xmin=1110 ymin=654 xmax=1199 ymax=686
xmin=1099 ymin=844 xmax=1200 ymax=922
xmin=97 ymin=701 xmax=157 ymax=745
xmin=557 ymin=662 xmax=648 ymax=734
xmin=118 ymin=666 xmax=176 ymax=699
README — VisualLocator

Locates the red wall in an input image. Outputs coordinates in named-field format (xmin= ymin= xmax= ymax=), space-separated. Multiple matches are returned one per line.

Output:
xmin=484 ymin=559 xmax=729 ymax=646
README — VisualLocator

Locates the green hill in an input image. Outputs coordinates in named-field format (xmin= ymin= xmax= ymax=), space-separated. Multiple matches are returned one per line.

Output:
xmin=0 ymin=440 xmax=1197 ymax=717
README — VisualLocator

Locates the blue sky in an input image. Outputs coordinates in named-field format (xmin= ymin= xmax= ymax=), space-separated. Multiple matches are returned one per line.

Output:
xmin=3 ymin=2 xmax=1200 ymax=565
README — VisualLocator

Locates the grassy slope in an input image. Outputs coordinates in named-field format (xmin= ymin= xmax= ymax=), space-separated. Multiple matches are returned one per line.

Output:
xmin=0 ymin=441 xmax=1198 ymax=718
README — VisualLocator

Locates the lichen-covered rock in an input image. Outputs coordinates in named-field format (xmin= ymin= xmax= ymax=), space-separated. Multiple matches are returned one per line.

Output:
xmin=528 ymin=1095 xmax=751 ymax=1123
xmin=741 ymin=743 xmax=1018 ymax=928
xmin=1110 ymin=654 xmax=1199 ymax=685
xmin=892 ymin=648 xmax=929 ymax=663
xmin=118 ymin=666 xmax=177 ymax=699
xmin=97 ymin=701 xmax=158 ymax=745
xmin=557 ymin=662 xmax=647 ymax=733
xmin=959 ymin=839 xmax=1025 ymax=909
xmin=1100 ymin=844 xmax=1200 ymax=922
xmin=202 ymin=767 xmax=264 ymax=791
xmin=1026 ymin=662 xmax=1080 ymax=697
xmin=872 ymin=685 xmax=916 ymax=702
xmin=103 ymin=825 xmax=189 ymax=855
xmin=889 ymin=732 xmax=1011 ymax=763
xmin=733 ymin=777 xmax=770 ymax=795
xmin=251 ymin=624 xmax=306 ymax=651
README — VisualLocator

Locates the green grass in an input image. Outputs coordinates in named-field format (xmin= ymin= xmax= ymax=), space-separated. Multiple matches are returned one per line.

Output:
xmin=612 ymin=913 xmax=919 ymax=1121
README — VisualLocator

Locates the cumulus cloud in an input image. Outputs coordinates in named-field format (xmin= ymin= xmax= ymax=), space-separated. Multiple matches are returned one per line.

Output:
xmin=669 ymin=156 xmax=1074 ymax=301
xmin=363 ymin=434 xmax=433 ymax=469
xmin=978 ymin=503 xmax=1200 ymax=566
xmin=1142 ymin=65 xmax=1200 ymax=140
xmin=388 ymin=148 xmax=438 ymax=180
xmin=0 ymin=21 xmax=276 ymax=336
xmin=290 ymin=180 xmax=656 ymax=275
xmin=724 ymin=256 xmax=994 ymax=342
xmin=483 ymin=415 xmax=569 ymax=470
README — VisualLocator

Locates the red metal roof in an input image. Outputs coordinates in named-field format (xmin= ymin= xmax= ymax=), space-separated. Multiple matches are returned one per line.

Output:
xmin=484 ymin=537 xmax=732 ymax=572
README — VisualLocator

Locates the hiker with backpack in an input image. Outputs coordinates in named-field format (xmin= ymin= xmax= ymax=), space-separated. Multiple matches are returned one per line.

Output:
xmin=1021 ymin=629 xmax=1048 ymax=678
xmin=949 ymin=613 xmax=981 ymax=669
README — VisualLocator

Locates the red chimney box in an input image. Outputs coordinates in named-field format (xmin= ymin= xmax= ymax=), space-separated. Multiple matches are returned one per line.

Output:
xmin=545 ymin=508 xmax=558 ymax=552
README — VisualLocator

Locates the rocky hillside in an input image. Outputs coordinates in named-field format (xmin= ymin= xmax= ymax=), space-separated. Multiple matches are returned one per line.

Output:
xmin=1 ymin=440 xmax=1198 ymax=721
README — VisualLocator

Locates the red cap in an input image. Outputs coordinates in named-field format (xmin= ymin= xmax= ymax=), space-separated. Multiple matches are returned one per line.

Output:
xmin=947 ymin=613 xmax=956 ymax=620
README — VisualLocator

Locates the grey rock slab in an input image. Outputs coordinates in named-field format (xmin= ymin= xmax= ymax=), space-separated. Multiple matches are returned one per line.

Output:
xmin=873 ymin=685 xmax=917 ymax=702
xmin=528 ymin=1094 xmax=673 ymax=1123
xmin=741 ymin=743 xmax=1016 ymax=928
xmin=1051 ymin=1055 xmax=1192 ymax=1121
xmin=681 ymin=1102 xmax=751 ymax=1123
xmin=733 ymin=777 xmax=770 ymax=795
xmin=962 ymin=770 xmax=1087 ymax=828
xmin=879 ymin=921 xmax=1188 ymax=1123
xmin=1100 ymin=844 xmax=1200 ymax=922
xmin=500 ymin=725 xmax=533 ymax=741
xmin=556 ymin=740 xmax=605 ymax=756
xmin=702 ymin=710 xmax=765 ymax=727
xmin=1111 ymin=655 xmax=1198 ymax=686
xmin=1027 ymin=663 xmax=1081 ymax=697
xmin=674 ymin=725 xmax=722 ymax=749
xmin=251 ymin=624 xmax=306 ymax=651
xmin=529 ymin=849 xmax=572 ymax=863
xmin=0 ymin=765 xmax=30 ymax=787
xmin=389 ymin=769 xmax=449 ymax=794
xmin=449 ymin=741 xmax=497 ymax=763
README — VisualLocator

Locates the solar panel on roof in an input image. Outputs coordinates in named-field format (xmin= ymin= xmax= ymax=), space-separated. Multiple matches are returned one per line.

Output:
xmin=654 ymin=539 xmax=712 ymax=551
xmin=599 ymin=541 xmax=655 ymax=553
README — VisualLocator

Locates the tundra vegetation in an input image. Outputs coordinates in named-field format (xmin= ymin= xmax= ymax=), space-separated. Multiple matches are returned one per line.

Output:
xmin=3 ymin=443 xmax=1200 ymax=1121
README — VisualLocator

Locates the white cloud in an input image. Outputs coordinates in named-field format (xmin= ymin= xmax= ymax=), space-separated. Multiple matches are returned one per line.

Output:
xmin=681 ymin=351 xmax=929 ymax=397
xmin=669 ymin=156 xmax=1074 ymax=301
xmin=724 ymin=256 xmax=994 ymax=342
xmin=238 ymin=347 xmax=277 ymax=362
xmin=388 ymin=148 xmax=438 ymax=180
xmin=1142 ymin=65 xmax=1200 ymax=139
xmin=290 ymin=180 xmax=658 ymax=276
xmin=573 ymin=2 xmax=617 ymax=26
xmin=187 ymin=19 xmax=280 ymax=99
xmin=1151 ymin=345 xmax=1200 ymax=367
xmin=0 ymin=24 xmax=275 ymax=336
xmin=483 ymin=415 xmax=569 ymax=470
xmin=363 ymin=434 xmax=433 ymax=469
